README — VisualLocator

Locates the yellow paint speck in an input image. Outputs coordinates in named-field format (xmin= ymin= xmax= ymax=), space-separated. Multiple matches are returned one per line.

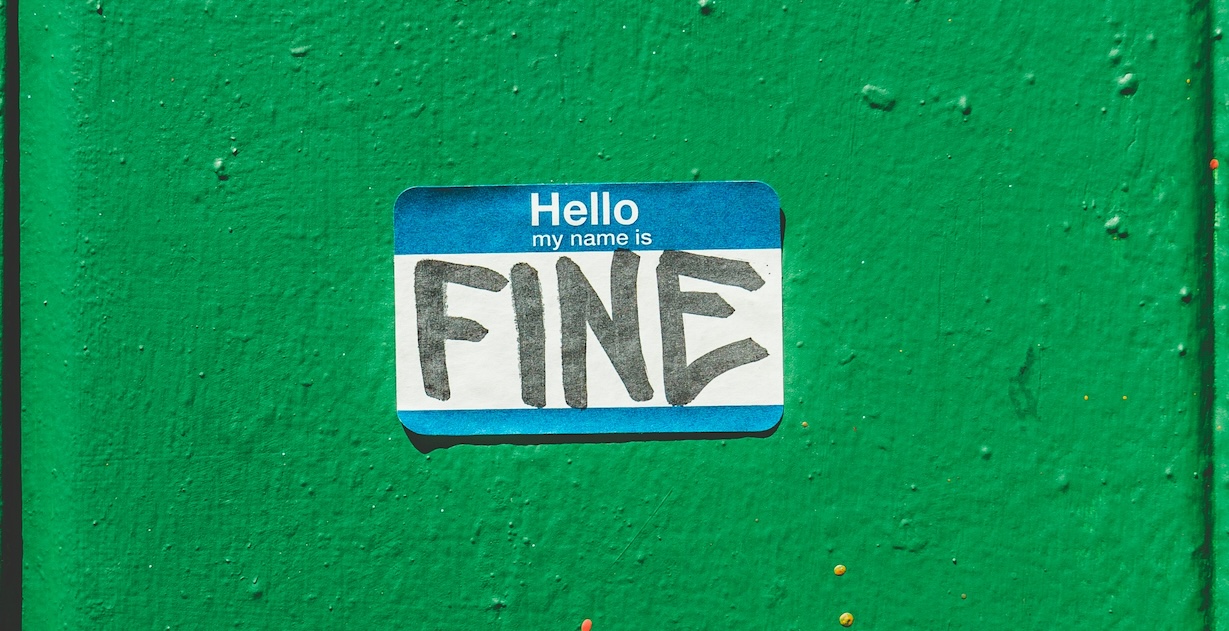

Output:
xmin=1083 ymin=395 xmax=1089 ymax=400
xmin=834 ymin=564 xmax=847 ymax=576
xmin=1122 ymin=395 xmax=1128 ymax=400
xmin=840 ymin=612 xmax=854 ymax=627
xmin=801 ymin=421 xmax=809 ymax=428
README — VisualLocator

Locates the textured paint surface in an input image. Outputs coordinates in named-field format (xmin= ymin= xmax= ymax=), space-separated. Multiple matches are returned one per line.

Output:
xmin=19 ymin=1 xmax=1218 ymax=629
xmin=1212 ymin=2 xmax=1229 ymax=630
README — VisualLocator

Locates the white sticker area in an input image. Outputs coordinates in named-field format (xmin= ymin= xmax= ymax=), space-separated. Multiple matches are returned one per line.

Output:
xmin=394 ymin=249 xmax=783 ymax=411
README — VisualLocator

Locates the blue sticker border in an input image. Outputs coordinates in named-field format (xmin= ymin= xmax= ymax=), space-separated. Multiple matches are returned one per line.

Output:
xmin=398 ymin=405 xmax=783 ymax=436
xmin=394 ymin=180 xmax=781 ymax=255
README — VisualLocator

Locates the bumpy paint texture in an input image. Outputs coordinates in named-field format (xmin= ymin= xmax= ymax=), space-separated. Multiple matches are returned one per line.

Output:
xmin=18 ymin=0 xmax=1221 ymax=628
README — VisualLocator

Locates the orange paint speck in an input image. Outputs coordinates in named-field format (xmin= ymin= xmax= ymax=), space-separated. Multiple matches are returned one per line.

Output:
xmin=581 ymin=619 xmax=592 ymax=631
xmin=801 ymin=421 xmax=809 ymax=428
xmin=840 ymin=612 xmax=854 ymax=627
xmin=834 ymin=564 xmax=847 ymax=576
xmin=1212 ymin=158 xmax=1220 ymax=170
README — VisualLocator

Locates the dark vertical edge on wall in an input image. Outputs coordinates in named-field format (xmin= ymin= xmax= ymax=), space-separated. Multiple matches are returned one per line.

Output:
xmin=0 ymin=0 xmax=18 ymax=627
xmin=1208 ymin=1 xmax=1227 ymax=629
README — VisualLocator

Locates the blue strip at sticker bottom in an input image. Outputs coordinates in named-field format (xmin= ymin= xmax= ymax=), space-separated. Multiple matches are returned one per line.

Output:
xmin=394 ymin=181 xmax=783 ymax=436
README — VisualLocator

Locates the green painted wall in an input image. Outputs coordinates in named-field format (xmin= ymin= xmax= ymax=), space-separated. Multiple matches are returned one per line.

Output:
xmin=18 ymin=0 xmax=1221 ymax=628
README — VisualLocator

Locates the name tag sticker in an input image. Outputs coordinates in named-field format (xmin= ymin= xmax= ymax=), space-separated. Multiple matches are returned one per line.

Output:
xmin=394 ymin=181 xmax=783 ymax=437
